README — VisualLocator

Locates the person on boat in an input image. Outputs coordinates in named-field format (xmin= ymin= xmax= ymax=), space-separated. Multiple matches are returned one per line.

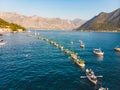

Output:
xmin=88 ymin=69 xmax=92 ymax=74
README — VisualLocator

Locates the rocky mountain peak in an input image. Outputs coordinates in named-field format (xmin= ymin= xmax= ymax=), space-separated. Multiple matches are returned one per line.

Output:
xmin=0 ymin=12 xmax=86 ymax=30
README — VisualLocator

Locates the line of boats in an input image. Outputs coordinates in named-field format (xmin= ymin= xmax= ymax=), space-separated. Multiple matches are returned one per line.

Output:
xmin=43 ymin=39 xmax=86 ymax=68
xmin=26 ymin=33 xmax=120 ymax=90
xmin=26 ymin=34 xmax=85 ymax=69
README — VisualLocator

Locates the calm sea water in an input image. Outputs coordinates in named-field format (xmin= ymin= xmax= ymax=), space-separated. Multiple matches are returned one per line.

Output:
xmin=0 ymin=30 xmax=120 ymax=90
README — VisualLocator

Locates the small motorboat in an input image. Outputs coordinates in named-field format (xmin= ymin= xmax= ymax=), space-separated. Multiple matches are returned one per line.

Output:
xmin=114 ymin=48 xmax=120 ymax=52
xmin=80 ymin=44 xmax=85 ymax=48
xmin=99 ymin=87 xmax=109 ymax=90
xmin=79 ymin=40 xmax=85 ymax=48
xmin=93 ymin=48 xmax=104 ymax=56
xmin=86 ymin=69 xmax=98 ymax=85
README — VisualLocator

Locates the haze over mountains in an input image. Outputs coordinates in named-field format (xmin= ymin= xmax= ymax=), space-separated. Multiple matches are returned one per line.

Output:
xmin=77 ymin=8 xmax=120 ymax=31
xmin=0 ymin=12 xmax=86 ymax=30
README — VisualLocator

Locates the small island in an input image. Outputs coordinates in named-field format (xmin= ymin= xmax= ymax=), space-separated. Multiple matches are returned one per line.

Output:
xmin=0 ymin=18 xmax=26 ymax=33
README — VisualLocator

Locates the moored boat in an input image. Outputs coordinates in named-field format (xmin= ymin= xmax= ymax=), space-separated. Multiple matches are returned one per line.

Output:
xmin=86 ymin=69 xmax=98 ymax=85
xmin=93 ymin=48 xmax=104 ymax=56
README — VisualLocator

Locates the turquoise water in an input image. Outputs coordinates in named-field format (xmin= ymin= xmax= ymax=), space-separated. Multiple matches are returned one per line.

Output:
xmin=0 ymin=30 xmax=120 ymax=90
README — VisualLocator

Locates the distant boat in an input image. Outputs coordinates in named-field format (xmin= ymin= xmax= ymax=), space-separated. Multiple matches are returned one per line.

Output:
xmin=59 ymin=46 xmax=64 ymax=51
xmin=114 ymin=47 xmax=120 ymax=52
xmin=93 ymin=48 xmax=104 ymax=56
xmin=0 ymin=39 xmax=5 ymax=45
xmin=86 ymin=69 xmax=98 ymax=85
xmin=70 ymin=41 xmax=73 ymax=45
xmin=79 ymin=40 xmax=85 ymax=48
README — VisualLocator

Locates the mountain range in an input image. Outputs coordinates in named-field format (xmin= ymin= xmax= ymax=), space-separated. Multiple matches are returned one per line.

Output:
xmin=0 ymin=12 xmax=86 ymax=30
xmin=77 ymin=8 xmax=120 ymax=31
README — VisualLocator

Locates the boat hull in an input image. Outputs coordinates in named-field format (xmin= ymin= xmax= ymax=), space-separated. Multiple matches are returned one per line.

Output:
xmin=80 ymin=44 xmax=85 ymax=48
xmin=73 ymin=59 xmax=85 ymax=68
xmin=86 ymin=69 xmax=97 ymax=85
xmin=86 ymin=75 xmax=97 ymax=85
xmin=114 ymin=48 xmax=120 ymax=52
xmin=93 ymin=51 xmax=104 ymax=56
xmin=0 ymin=42 xmax=5 ymax=45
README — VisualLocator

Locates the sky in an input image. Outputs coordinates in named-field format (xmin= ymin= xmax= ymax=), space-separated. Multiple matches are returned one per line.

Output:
xmin=0 ymin=0 xmax=120 ymax=20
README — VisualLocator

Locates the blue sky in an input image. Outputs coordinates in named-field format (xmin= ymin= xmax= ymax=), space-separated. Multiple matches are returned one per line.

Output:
xmin=0 ymin=0 xmax=120 ymax=20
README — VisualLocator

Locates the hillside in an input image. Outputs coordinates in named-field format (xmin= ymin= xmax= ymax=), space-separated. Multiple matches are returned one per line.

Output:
xmin=77 ymin=8 xmax=120 ymax=31
xmin=0 ymin=12 xmax=86 ymax=30
xmin=0 ymin=18 xmax=26 ymax=32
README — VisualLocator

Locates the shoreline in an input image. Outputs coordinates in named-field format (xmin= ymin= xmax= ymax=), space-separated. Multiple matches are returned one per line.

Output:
xmin=0 ymin=29 xmax=120 ymax=34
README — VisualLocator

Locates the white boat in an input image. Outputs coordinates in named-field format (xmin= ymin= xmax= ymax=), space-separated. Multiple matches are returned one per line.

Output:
xmin=99 ymin=87 xmax=108 ymax=90
xmin=114 ymin=48 xmax=120 ymax=52
xmin=93 ymin=48 xmax=104 ymax=56
xmin=86 ymin=69 xmax=98 ymax=85
xmin=80 ymin=44 xmax=85 ymax=48
xmin=79 ymin=40 xmax=85 ymax=48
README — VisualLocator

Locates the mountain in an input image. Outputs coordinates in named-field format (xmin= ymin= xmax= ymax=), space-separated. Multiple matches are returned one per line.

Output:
xmin=0 ymin=18 xmax=25 ymax=32
xmin=0 ymin=12 xmax=86 ymax=30
xmin=77 ymin=8 xmax=120 ymax=31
